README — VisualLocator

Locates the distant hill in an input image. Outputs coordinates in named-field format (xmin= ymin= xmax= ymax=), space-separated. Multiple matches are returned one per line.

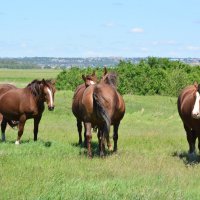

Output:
xmin=0 ymin=57 xmax=199 ymax=69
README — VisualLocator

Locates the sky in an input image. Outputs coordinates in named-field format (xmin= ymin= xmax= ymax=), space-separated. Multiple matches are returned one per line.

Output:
xmin=0 ymin=0 xmax=200 ymax=58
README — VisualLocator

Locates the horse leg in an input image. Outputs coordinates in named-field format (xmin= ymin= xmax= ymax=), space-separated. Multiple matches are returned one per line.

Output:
xmin=105 ymin=127 xmax=112 ymax=152
xmin=113 ymin=123 xmax=120 ymax=152
xmin=98 ymin=128 xmax=105 ymax=157
xmin=34 ymin=116 xmax=42 ymax=141
xmin=15 ymin=115 xmax=26 ymax=145
xmin=83 ymin=123 xmax=87 ymax=147
xmin=1 ymin=117 xmax=7 ymax=142
xmin=85 ymin=122 xmax=92 ymax=158
xmin=197 ymin=134 xmax=200 ymax=152
xmin=77 ymin=119 xmax=82 ymax=145
xmin=184 ymin=124 xmax=196 ymax=154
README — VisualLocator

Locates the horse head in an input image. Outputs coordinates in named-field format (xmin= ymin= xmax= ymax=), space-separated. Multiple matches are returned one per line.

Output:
xmin=100 ymin=67 xmax=117 ymax=87
xmin=41 ymin=79 xmax=56 ymax=111
xmin=82 ymin=71 xmax=97 ymax=87
xmin=27 ymin=79 xmax=56 ymax=111
xmin=191 ymin=81 xmax=200 ymax=119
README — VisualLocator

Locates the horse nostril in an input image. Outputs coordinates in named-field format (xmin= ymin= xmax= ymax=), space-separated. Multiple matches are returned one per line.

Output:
xmin=48 ymin=106 xmax=54 ymax=111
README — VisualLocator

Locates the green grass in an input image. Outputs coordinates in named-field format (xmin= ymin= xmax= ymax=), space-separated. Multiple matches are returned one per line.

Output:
xmin=0 ymin=69 xmax=199 ymax=199
xmin=0 ymin=69 xmax=61 ymax=87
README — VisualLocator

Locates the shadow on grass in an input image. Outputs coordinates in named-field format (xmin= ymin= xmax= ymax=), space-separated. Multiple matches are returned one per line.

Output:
xmin=1 ymin=139 xmax=52 ymax=148
xmin=4 ymin=139 xmax=31 ymax=144
xmin=172 ymin=151 xmax=200 ymax=165
xmin=71 ymin=141 xmax=113 ymax=158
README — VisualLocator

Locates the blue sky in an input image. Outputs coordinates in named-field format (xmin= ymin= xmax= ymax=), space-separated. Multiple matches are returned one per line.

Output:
xmin=0 ymin=0 xmax=200 ymax=58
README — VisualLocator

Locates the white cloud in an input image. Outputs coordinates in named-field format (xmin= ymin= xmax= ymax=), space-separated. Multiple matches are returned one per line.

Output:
xmin=130 ymin=27 xmax=144 ymax=33
xmin=186 ymin=45 xmax=200 ymax=51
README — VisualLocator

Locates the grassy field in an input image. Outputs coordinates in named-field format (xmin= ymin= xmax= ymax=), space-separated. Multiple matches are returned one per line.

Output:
xmin=0 ymin=69 xmax=62 ymax=87
xmin=0 ymin=69 xmax=199 ymax=199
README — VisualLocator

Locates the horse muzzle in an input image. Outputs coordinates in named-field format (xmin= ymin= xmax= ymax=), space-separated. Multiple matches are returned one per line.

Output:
xmin=191 ymin=112 xmax=200 ymax=119
xmin=48 ymin=106 xmax=54 ymax=111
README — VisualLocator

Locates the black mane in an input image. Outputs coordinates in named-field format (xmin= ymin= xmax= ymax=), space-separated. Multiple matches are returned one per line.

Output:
xmin=26 ymin=79 xmax=42 ymax=97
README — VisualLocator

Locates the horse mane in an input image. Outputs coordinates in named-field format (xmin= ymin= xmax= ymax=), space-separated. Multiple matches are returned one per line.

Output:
xmin=103 ymin=72 xmax=117 ymax=87
xmin=26 ymin=79 xmax=42 ymax=97
xmin=26 ymin=79 xmax=53 ymax=97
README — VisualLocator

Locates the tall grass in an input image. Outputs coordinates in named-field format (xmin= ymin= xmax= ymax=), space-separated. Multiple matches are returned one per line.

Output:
xmin=0 ymin=70 xmax=199 ymax=199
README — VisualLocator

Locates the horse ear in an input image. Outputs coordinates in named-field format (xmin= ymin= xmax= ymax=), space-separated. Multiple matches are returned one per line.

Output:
xmin=82 ymin=75 xmax=86 ymax=82
xmin=41 ymin=79 xmax=47 ymax=87
xmin=103 ymin=67 xmax=107 ymax=76
xmin=42 ymin=79 xmax=45 ymax=83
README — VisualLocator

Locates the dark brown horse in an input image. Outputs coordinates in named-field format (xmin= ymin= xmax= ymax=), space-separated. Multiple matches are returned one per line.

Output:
xmin=82 ymin=68 xmax=125 ymax=157
xmin=178 ymin=82 xmax=200 ymax=154
xmin=72 ymin=71 xmax=98 ymax=145
xmin=0 ymin=79 xmax=56 ymax=144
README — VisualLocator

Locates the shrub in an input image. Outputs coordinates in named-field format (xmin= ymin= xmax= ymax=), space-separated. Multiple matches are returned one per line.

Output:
xmin=56 ymin=58 xmax=200 ymax=97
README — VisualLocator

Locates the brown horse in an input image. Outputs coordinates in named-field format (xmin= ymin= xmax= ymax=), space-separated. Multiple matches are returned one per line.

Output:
xmin=177 ymin=82 xmax=200 ymax=154
xmin=0 ymin=79 xmax=56 ymax=144
xmin=0 ymin=84 xmax=19 ymax=136
xmin=72 ymin=71 xmax=98 ymax=145
xmin=82 ymin=68 xmax=125 ymax=157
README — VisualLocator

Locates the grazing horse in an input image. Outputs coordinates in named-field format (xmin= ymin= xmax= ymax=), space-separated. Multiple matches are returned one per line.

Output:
xmin=82 ymin=68 xmax=125 ymax=157
xmin=177 ymin=82 xmax=200 ymax=154
xmin=72 ymin=71 xmax=98 ymax=145
xmin=0 ymin=84 xmax=19 ymax=133
xmin=0 ymin=79 xmax=56 ymax=144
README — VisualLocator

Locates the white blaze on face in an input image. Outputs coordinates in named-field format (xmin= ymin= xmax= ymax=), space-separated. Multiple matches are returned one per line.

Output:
xmin=192 ymin=91 xmax=200 ymax=117
xmin=89 ymin=80 xmax=95 ymax=85
xmin=47 ymin=87 xmax=53 ymax=107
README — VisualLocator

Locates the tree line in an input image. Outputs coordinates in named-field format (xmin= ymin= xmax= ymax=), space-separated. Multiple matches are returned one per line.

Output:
xmin=0 ymin=59 xmax=40 ymax=69
xmin=56 ymin=57 xmax=200 ymax=96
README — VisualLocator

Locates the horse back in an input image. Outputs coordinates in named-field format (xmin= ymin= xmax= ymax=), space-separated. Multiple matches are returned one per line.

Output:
xmin=0 ymin=84 xmax=17 ymax=97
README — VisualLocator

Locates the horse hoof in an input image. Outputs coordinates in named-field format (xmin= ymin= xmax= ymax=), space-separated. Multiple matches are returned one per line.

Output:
xmin=15 ymin=141 xmax=20 ymax=145
xmin=108 ymin=145 xmax=113 ymax=152
xmin=87 ymin=152 xmax=92 ymax=159
xmin=100 ymin=152 xmax=104 ymax=157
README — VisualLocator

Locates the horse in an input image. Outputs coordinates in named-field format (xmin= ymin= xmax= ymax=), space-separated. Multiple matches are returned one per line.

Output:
xmin=177 ymin=82 xmax=200 ymax=155
xmin=0 ymin=84 xmax=19 ymax=133
xmin=0 ymin=79 xmax=56 ymax=144
xmin=72 ymin=71 xmax=98 ymax=145
xmin=81 ymin=68 xmax=125 ymax=157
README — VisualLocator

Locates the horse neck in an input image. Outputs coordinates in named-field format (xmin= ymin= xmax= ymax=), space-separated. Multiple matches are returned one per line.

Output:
xmin=26 ymin=88 xmax=45 ymax=110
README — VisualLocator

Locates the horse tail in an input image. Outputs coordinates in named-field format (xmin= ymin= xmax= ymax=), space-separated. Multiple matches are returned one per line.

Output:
xmin=93 ymin=91 xmax=110 ymax=137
